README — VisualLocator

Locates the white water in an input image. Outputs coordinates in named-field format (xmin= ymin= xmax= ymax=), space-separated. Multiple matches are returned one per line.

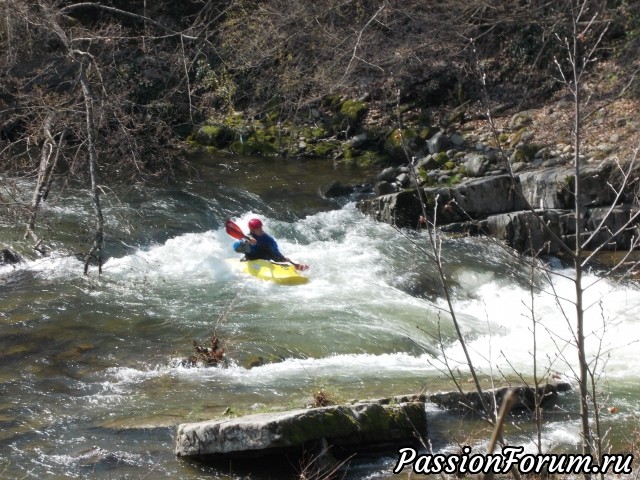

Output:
xmin=2 ymin=202 xmax=640 ymax=478
xmin=97 ymin=206 xmax=640 ymax=386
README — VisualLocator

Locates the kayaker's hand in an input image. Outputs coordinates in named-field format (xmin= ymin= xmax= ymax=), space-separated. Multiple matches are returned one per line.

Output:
xmin=247 ymin=237 xmax=257 ymax=245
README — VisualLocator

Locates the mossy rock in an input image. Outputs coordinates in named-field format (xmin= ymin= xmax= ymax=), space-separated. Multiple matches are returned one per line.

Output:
xmin=342 ymin=149 xmax=389 ymax=167
xmin=339 ymin=100 xmax=368 ymax=124
xmin=445 ymin=173 xmax=463 ymax=186
xmin=300 ymin=125 xmax=329 ymax=141
xmin=230 ymin=129 xmax=279 ymax=156
xmin=306 ymin=140 xmax=340 ymax=158
xmin=195 ymin=124 xmax=235 ymax=148
xmin=416 ymin=127 xmax=432 ymax=145
xmin=513 ymin=144 xmax=539 ymax=162
xmin=342 ymin=146 xmax=356 ymax=160
xmin=433 ymin=151 xmax=449 ymax=166
xmin=332 ymin=99 xmax=369 ymax=135
xmin=417 ymin=167 xmax=437 ymax=186
xmin=509 ymin=127 xmax=528 ymax=145
xmin=383 ymin=128 xmax=417 ymax=162
xmin=221 ymin=112 xmax=246 ymax=129
xmin=444 ymin=160 xmax=456 ymax=171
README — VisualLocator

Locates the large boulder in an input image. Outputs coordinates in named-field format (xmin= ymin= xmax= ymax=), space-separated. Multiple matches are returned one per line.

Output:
xmin=358 ymin=175 xmax=525 ymax=228
xmin=358 ymin=189 xmax=422 ymax=227
xmin=485 ymin=210 xmax=564 ymax=254
xmin=451 ymin=175 xmax=526 ymax=220
xmin=175 ymin=401 xmax=426 ymax=459
xmin=517 ymin=163 xmax=616 ymax=210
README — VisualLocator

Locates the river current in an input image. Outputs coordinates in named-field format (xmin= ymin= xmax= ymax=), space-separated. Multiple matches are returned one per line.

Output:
xmin=1 ymin=155 xmax=639 ymax=479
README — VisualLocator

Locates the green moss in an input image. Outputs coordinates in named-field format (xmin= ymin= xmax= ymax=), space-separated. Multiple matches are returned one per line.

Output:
xmin=513 ymin=144 xmax=539 ymax=162
xmin=513 ymin=149 xmax=527 ymax=162
xmin=499 ymin=133 xmax=510 ymax=144
xmin=195 ymin=124 xmax=235 ymax=148
xmin=339 ymin=100 xmax=368 ymax=124
xmin=342 ymin=146 xmax=356 ymax=160
xmin=301 ymin=125 xmax=329 ymax=140
xmin=433 ymin=151 xmax=449 ymax=166
xmin=382 ymin=128 xmax=417 ymax=162
xmin=417 ymin=127 xmax=432 ymax=143
xmin=230 ymin=128 xmax=278 ymax=156
xmin=417 ymin=167 xmax=436 ymax=186
xmin=445 ymin=173 xmax=463 ymax=186
xmin=444 ymin=161 xmax=456 ymax=171
xmin=342 ymin=149 xmax=388 ymax=167
xmin=509 ymin=127 xmax=526 ymax=145
xmin=307 ymin=141 xmax=339 ymax=158
xmin=277 ymin=408 xmax=359 ymax=445
xmin=321 ymin=94 xmax=343 ymax=109
xmin=221 ymin=112 xmax=246 ymax=129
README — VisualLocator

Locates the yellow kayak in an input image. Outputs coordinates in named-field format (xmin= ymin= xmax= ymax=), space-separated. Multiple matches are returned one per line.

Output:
xmin=227 ymin=259 xmax=309 ymax=285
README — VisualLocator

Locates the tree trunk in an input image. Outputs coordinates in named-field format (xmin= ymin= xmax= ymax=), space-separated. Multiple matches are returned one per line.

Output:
xmin=571 ymin=1 xmax=593 ymax=470
xmin=24 ymin=113 xmax=56 ymax=252
xmin=79 ymin=58 xmax=104 ymax=275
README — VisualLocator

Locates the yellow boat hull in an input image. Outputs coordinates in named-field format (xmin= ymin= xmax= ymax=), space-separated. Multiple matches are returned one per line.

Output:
xmin=228 ymin=259 xmax=309 ymax=285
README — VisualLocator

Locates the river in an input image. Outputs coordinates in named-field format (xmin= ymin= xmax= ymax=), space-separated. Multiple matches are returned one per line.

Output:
xmin=1 ymin=154 xmax=639 ymax=479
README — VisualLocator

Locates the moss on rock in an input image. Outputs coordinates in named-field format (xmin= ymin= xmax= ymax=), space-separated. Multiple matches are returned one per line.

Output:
xmin=339 ymin=99 xmax=368 ymax=124
xmin=194 ymin=124 xmax=235 ymax=148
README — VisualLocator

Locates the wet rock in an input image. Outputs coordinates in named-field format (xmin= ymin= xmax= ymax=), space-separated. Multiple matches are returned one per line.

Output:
xmin=359 ymin=175 xmax=525 ymax=228
xmin=1 ymin=248 xmax=21 ymax=265
xmin=374 ymin=181 xmax=396 ymax=195
xmin=323 ymin=181 xmax=355 ymax=198
xmin=585 ymin=205 xmax=637 ymax=250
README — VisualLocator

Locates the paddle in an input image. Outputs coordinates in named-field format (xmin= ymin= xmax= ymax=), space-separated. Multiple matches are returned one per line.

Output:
xmin=225 ymin=219 xmax=250 ymax=241
xmin=224 ymin=219 xmax=309 ymax=271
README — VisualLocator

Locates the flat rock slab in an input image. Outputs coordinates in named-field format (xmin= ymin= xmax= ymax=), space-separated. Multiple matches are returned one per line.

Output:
xmin=175 ymin=401 xmax=426 ymax=458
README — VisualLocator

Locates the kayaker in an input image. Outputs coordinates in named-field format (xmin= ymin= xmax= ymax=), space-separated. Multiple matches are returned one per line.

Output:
xmin=233 ymin=218 xmax=294 ymax=264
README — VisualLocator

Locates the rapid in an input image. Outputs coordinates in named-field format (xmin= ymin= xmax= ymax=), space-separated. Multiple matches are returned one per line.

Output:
xmin=1 ymin=155 xmax=639 ymax=479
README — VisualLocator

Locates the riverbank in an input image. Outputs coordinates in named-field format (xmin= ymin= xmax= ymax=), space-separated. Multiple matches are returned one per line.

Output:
xmin=187 ymin=84 xmax=640 ymax=262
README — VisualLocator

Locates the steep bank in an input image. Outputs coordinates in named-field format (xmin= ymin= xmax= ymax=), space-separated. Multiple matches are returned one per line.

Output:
xmin=355 ymin=99 xmax=640 ymax=256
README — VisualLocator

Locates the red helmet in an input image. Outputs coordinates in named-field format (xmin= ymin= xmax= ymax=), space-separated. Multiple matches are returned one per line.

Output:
xmin=248 ymin=218 xmax=263 ymax=229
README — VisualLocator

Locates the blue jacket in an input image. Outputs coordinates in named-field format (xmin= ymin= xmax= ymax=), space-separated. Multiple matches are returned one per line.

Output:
xmin=234 ymin=233 xmax=286 ymax=262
